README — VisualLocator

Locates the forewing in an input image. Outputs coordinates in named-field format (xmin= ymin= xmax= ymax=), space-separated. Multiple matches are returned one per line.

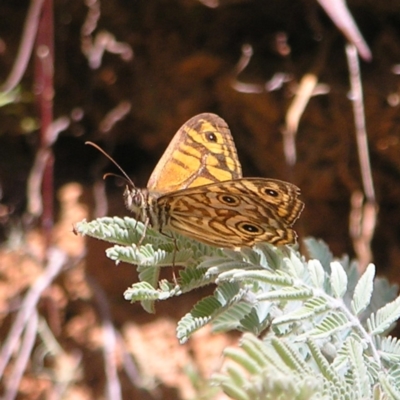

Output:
xmin=147 ymin=113 xmax=242 ymax=193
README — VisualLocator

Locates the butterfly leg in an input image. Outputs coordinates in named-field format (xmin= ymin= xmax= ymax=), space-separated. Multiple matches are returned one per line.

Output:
xmin=136 ymin=217 xmax=150 ymax=247
xmin=158 ymin=227 xmax=180 ymax=286
xmin=171 ymin=237 xmax=179 ymax=286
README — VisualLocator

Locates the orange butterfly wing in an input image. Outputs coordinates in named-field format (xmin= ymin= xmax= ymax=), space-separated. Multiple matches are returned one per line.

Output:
xmin=147 ymin=113 xmax=242 ymax=193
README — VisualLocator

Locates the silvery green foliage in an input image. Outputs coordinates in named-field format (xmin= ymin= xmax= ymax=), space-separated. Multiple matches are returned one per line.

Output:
xmin=76 ymin=217 xmax=400 ymax=399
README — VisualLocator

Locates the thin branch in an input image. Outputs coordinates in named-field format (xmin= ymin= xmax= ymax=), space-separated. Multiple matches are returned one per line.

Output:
xmin=231 ymin=44 xmax=262 ymax=93
xmin=26 ymin=117 xmax=69 ymax=217
xmin=27 ymin=148 xmax=51 ymax=217
xmin=3 ymin=311 xmax=39 ymax=400
xmin=0 ymin=247 xmax=67 ymax=378
xmin=36 ymin=318 xmax=83 ymax=399
xmin=283 ymin=73 xmax=318 ymax=166
xmin=99 ymin=101 xmax=131 ymax=133
xmin=230 ymin=43 xmax=292 ymax=94
xmin=317 ymin=0 xmax=372 ymax=61
xmin=87 ymin=276 xmax=122 ymax=400
xmin=35 ymin=0 xmax=55 ymax=242
xmin=0 ymin=0 xmax=44 ymax=93
xmin=116 ymin=333 xmax=142 ymax=388
xmin=345 ymin=44 xmax=375 ymax=202
xmin=346 ymin=43 xmax=377 ymax=272
xmin=349 ymin=191 xmax=376 ymax=272
xmin=81 ymin=1 xmax=133 ymax=70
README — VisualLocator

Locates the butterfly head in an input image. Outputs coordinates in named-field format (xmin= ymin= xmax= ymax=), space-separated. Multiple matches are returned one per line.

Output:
xmin=124 ymin=186 xmax=148 ymax=217
xmin=123 ymin=185 xmax=162 ymax=228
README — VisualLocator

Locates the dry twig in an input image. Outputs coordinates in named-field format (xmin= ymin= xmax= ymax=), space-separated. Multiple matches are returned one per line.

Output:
xmin=346 ymin=44 xmax=377 ymax=272
xmin=0 ymin=248 xmax=67 ymax=381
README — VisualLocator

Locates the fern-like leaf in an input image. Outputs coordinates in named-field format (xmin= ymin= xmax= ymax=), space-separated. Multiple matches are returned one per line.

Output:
xmin=367 ymin=297 xmax=400 ymax=336
xmin=330 ymin=261 xmax=348 ymax=298
xmin=351 ymin=263 xmax=375 ymax=316
xmin=177 ymin=283 xmax=249 ymax=343
xmin=304 ymin=237 xmax=333 ymax=271
xmin=299 ymin=311 xmax=350 ymax=340
xmin=376 ymin=336 xmax=400 ymax=362
xmin=76 ymin=214 xmax=400 ymax=399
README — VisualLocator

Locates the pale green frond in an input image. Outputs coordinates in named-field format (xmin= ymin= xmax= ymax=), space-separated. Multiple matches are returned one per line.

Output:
xmin=378 ymin=370 xmax=400 ymax=399
xmin=235 ymin=247 xmax=262 ymax=266
xmin=351 ymin=263 xmax=375 ymax=316
xmin=106 ymin=242 xmax=193 ymax=267
xmin=347 ymin=337 xmax=372 ymax=398
xmin=367 ymin=296 xmax=400 ymax=335
xmin=331 ymin=338 xmax=351 ymax=374
xmin=331 ymin=334 xmax=379 ymax=390
xmin=301 ymin=311 xmax=350 ymax=340
xmin=270 ymin=337 xmax=313 ymax=374
xmin=241 ymin=335 xmax=277 ymax=369
xmin=216 ymin=269 xmax=294 ymax=287
xmin=75 ymin=216 xmax=142 ymax=245
xmin=273 ymin=297 xmax=330 ymax=325
xmin=330 ymin=261 xmax=348 ymax=298
xmin=123 ymin=281 xmax=172 ymax=302
xmin=178 ymin=265 xmax=215 ymax=291
xmin=202 ymin=259 xmax=255 ymax=277
xmin=136 ymin=264 xmax=161 ymax=313
xmin=307 ymin=259 xmax=327 ymax=289
xmin=386 ymin=364 xmax=400 ymax=390
xmin=215 ymin=282 xmax=246 ymax=305
xmin=371 ymin=384 xmax=387 ymax=400
xmin=213 ymin=367 xmax=249 ymax=400
xmin=258 ymin=286 xmax=313 ymax=302
xmin=123 ymin=278 xmax=181 ymax=314
xmin=76 ymin=210 xmax=400 ymax=399
xmin=304 ymin=238 xmax=333 ymax=271
xmin=253 ymin=243 xmax=290 ymax=270
xmin=346 ymin=260 xmax=361 ymax=295
xmin=215 ymin=334 xmax=329 ymax=400
xmin=238 ymin=307 xmax=270 ymax=335
xmin=224 ymin=363 xmax=249 ymax=388
xmin=223 ymin=345 xmax=263 ymax=374
xmin=376 ymin=336 xmax=400 ymax=362
xmin=241 ymin=334 xmax=289 ymax=373
xmin=365 ymin=355 xmax=381 ymax=384
xmin=177 ymin=283 xmax=250 ymax=342
xmin=106 ymin=243 xmax=158 ymax=266
xmin=211 ymin=302 xmax=254 ymax=332
xmin=307 ymin=338 xmax=342 ymax=385
xmin=283 ymin=251 xmax=306 ymax=279
xmin=177 ymin=296 xmax=221 ymax=343
xmin=371 ymin=278 xmax=399 ymax=313
xmin=137 ymin=263 xmax=161 ymax=288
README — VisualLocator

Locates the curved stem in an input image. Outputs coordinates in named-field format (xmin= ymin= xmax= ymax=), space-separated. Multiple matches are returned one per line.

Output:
xmin=0 ymin=0 xmax=44 ymax=93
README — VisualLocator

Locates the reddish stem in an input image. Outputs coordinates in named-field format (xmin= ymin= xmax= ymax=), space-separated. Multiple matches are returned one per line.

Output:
xmin=34 ymin=0 xmax=54 ymax=243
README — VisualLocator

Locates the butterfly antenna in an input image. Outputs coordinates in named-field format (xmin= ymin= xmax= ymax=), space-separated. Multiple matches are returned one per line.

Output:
xmin=85 ymin=141 xmax=136 ymax=187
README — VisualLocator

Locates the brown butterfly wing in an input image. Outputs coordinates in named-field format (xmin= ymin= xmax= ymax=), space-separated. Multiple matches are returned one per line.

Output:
xmin=156 ymin=178 xmax=304 ymax=248
xmin=147 ymin=113 xmax=242 ymax=194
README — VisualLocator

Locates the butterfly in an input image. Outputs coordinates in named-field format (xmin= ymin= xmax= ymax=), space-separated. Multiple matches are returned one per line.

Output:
xmin=118 ymin=113 xmax=304 ymax=248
